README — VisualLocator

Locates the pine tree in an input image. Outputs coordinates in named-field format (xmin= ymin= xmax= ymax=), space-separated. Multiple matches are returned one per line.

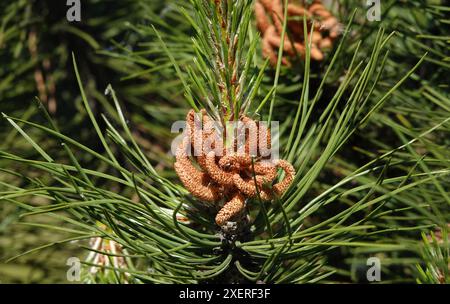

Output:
xmin=0 ymin=0 xmax=448 ymax=284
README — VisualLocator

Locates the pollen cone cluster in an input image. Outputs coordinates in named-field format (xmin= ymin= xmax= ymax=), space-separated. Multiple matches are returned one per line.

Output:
xmin=255 ymin=0 xmax=341 ymax=66
xmin=174 ymin=109 xmax=296 ymax=226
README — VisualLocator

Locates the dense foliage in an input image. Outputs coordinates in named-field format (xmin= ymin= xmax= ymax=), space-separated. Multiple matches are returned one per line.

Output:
xmin=0 ymin=0 xmax=448 ymax=283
